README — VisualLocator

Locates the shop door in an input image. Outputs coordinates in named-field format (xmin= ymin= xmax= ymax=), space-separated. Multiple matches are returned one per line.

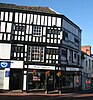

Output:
xmin=9 ymin=69 xmax=23 ymax=90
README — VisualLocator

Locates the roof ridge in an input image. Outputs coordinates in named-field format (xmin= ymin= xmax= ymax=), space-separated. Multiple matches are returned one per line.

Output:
xmin=0 ymin=3 xmax=57 ymax=14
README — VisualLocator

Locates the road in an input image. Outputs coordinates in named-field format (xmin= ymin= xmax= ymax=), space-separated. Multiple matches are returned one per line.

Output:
xmin=0 ymin=93 xmax=93 ymax=100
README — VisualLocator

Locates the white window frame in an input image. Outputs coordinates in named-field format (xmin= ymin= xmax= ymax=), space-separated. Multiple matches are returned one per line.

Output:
xmin=28 ymin=46 xmax=44 ymax=62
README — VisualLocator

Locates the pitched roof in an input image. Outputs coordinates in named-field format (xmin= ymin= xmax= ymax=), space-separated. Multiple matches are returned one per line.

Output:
xmin=0 ymin=3 xmax=57 ymax=14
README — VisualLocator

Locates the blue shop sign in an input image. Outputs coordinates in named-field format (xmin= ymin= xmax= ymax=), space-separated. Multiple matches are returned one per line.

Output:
xmin=0 ymin=61 xmax=10 ymax=68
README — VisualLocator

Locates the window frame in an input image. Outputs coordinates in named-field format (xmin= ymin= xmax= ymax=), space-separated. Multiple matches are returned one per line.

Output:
xmin=28 ymin=46 xmax=44 ymax=62
xmin=33 ymin=26 xmax=42 ymax=36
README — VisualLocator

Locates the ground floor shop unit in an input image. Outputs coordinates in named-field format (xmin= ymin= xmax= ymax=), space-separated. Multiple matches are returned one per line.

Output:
xmin=0 ymin=61 xmax=82 ymax=93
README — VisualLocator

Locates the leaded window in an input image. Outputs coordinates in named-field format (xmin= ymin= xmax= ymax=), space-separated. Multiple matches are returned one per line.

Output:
xmin=47 ymin=28 xmax=60 ymax=44
xmin=27 ymin=46 xmax=44 ymax=62
xmin=33 ymin=26 xmax=42 ymax=36
xmin=11 ymin=44 xmax=24 ymax=60
xmin=46 ymin=48 xmax=59 ymax=64
xmin=32 ymin=26 xmax=42 ymax=42
xmin=12 ymin=24 xmax=25 ymax=41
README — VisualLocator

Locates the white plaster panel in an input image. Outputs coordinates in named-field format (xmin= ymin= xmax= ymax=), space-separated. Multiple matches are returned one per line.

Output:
xmin=26 ymin=14 xmax=30 ymax=24
xmin=19 ymin=13 xmax=22 ymax=23
xmin=52 ymin=17 xmax=56 ymax=26
xmin=57 ymin=17 xmax=61 ymax=27
xmin=41 ymin=16 xmax=44 ymax=25
xmin=30 ymin=14 xmax=33 ymax=24
xmin=4 ymin=34 xmax=6 ymax=40
xmin=29 ymin=26 xmax=32 ymax=34
xmin=1 ymin=12 xmax=4 ymax=20
xmin=48 ymin=16 xmax=51 ymax=26
xmin=23 ymin=75 xmax=26 ymax=90
xmin=1 ymin=22 xmax=5 ymax=32
xmin=23 ymin=13 xmax=26 ymax=23
xmin=5 ymin=12 xmax=8 ymax=21
xmin=43 ymin=27 xmax=46 ymax=35
xmin=26 ymin=25 xmax=29 ymax=34
xmin=9 ymin=12 xmax=13 ymax=21
xmin=37 ymin=15 xmax=40 ymax=25
xmin=15 ymin=12 xmax=18 ymax=22
xmin=0 ymin=33 xmax=2 ymax=40
xmin=45 ymin=16 xmax=47 ymax=26
xmin=33 ymin=15 xmax=37 ymax=24
xmin=29 ymin=36 xmax=31 ymax=41
xmin=6 ymin=23 xmax=12 ymax=33
xmin=0 ymin=43 xmax=11 ymax=59
xmin=11 ymin=60 xmax=23 ymax=69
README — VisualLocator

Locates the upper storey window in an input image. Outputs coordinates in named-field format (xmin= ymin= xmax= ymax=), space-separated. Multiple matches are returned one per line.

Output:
xmin=33 ymin=26 xmax=42 ymax=36
xmin=14 ymin=24 xmax=25 ymax=32
xmin=47 ymin=28 xmax=60 ymax=44
xmin=63 ymin=31 xmax=68 ymax=41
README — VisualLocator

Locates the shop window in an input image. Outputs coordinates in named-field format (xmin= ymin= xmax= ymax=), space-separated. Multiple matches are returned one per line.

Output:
xmin=27 ymin=70 xmax=54 ymax=91
xmin=27 ymin=70 xmax=45 ymax=90
xmin=62 ymin=75 xmax=73 ymax=88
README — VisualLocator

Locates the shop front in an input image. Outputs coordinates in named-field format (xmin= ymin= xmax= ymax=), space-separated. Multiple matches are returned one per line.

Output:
xmin=27 ymin=70 xmax=55 ymax=92
xmin=26 ymin=65 xmax=54 ymax=93
xmin=61 ymin=67 xmax=82 ymax=93
xmin=26 ymin=65 xmax=63 ymax=93
xmin=26 ymin=65 xmax=82 ymax=93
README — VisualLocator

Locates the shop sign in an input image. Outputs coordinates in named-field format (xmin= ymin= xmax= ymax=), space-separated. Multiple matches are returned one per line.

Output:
xmin=28 ymin=65 xmax=55 ymax=70
xmin=5 ymin=71 xmax=10 ymax=77
xmin=0 ymin=61 xmax=10 ymax=68
xmin=66 ymin=67 xmax=79 ymax=71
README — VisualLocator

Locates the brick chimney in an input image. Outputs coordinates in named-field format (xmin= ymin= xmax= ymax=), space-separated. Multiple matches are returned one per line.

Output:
xmin=81 ymin=45 xmax=91 ymax=56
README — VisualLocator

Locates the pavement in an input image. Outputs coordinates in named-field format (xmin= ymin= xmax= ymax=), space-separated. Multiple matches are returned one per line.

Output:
xmin=0 ymin=91 xmax=93 ymax=100
xmin=0 ymin=89 xmax=93 ymax=97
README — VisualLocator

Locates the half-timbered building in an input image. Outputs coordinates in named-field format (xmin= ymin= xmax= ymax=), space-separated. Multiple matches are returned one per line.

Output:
xmin=0 ymin=3 xmax=82 ymax=93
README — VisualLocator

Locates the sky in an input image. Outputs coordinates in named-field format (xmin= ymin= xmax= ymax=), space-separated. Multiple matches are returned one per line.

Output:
xmin=0 ymin=0 xmax=93 ymax=53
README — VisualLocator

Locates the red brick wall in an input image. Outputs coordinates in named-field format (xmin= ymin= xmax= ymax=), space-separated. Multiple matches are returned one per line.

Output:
xmin=81 ymin=46 xmax=91 ymax=56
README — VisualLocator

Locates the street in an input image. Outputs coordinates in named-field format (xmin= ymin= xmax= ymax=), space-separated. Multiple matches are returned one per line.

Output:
xmin=0 ymin=93 xmax=93 ymax=100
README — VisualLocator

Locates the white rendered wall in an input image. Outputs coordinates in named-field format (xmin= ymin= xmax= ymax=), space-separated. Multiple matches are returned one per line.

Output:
xmin=0 ymin=43 xmax=11 ymax=59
